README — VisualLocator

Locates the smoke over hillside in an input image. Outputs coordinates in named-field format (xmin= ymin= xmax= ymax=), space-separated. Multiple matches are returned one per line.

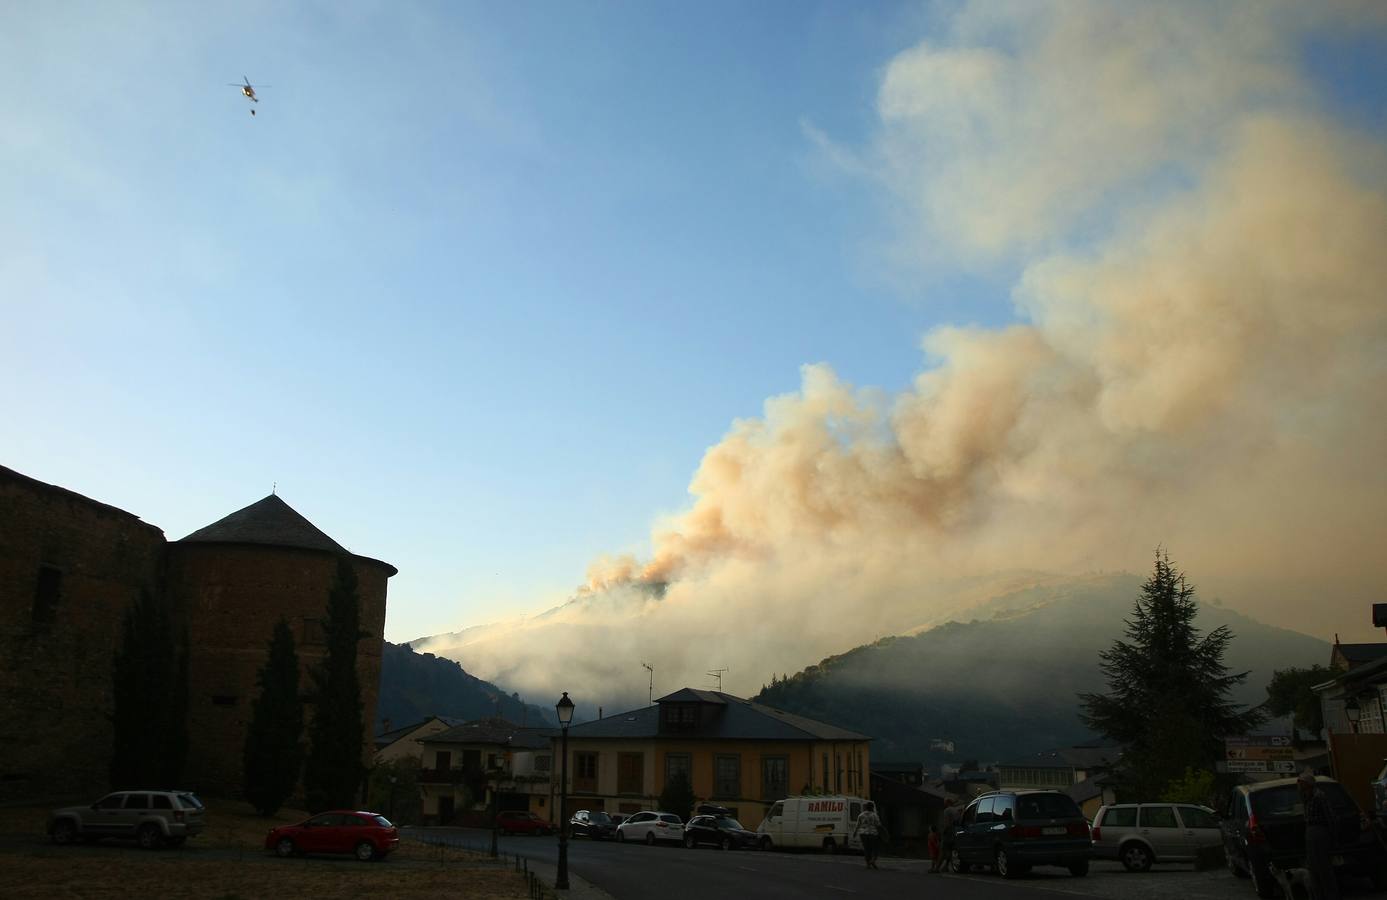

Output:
xmin=418 ymin=3 xmax=1387 ymax=707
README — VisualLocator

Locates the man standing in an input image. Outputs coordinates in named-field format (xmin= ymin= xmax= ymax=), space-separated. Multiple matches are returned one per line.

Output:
xmin=938 ymin=798 xmax=959 ymax=873
xmin=1299 ymin=769 xmax=1339 ymax=900
xmin=852 ymin=801 xmax=884 ymax=869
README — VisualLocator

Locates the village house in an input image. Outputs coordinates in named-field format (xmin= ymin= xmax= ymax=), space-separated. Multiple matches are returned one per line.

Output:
xmin=416 ymin=719 xmax=554 ymax=824
xmin=374 ymin=716 xmax=466 ymax=763
xmin=997 ymin=742 xmax=1120 ymax=817
xmin=553 ymin=688 xmax=871 ymax=827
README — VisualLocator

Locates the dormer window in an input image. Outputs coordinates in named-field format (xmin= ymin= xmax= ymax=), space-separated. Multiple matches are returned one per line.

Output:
xmin=660 ymin=703 xmax=698 ymax=732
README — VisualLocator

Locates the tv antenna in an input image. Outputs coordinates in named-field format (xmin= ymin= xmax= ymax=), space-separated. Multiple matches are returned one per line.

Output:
xmin=641 ymin=662 xmax=654 ymax=705
xmin=707 ymin=667 xmax=728 ymax=691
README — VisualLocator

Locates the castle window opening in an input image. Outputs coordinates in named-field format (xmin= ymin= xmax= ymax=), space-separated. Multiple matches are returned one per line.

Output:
xmin=32 ymin=565 xmax=62 ymax=624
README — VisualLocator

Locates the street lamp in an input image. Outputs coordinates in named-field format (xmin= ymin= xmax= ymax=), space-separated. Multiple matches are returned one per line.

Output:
xmin=555 ymin=692 xmax=575 ymax=891
xmin=1346 ymin=695 xmax=1362 ymax=734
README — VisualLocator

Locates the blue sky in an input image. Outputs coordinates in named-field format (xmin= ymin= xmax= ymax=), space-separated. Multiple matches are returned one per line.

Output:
xmin=4 ymin=2 xmax=1384 ymax=646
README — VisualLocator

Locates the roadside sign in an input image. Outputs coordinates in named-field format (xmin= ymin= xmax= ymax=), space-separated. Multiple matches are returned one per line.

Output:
xmin=1227 ymin=760 xmax=1270 ymax=773
xmin=1226 ymin=736 xmax=1294 ymax=762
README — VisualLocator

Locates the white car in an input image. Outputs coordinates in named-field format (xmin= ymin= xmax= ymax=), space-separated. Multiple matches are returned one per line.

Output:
xmin=616 ymin=811 xmax=684 ymax=845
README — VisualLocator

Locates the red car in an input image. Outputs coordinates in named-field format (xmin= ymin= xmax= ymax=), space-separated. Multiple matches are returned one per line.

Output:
xmin=497 ymin=810 xmax=555 ymax=836
xmin=265 ymin=810 xmax=400 ymax=861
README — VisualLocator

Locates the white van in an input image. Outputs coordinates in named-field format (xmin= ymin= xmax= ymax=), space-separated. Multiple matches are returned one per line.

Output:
xmin=756 ymin=796 xmax=866 ymax=853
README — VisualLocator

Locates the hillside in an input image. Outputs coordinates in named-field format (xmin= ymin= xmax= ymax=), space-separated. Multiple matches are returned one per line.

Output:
xmin=753 ymin=575 xmax=1327 ymax=764
xmin=375 ymin=641 xmax=556 ymax=731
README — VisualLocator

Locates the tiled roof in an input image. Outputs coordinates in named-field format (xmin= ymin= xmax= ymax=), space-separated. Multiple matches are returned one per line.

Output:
xmin=178 ymin=494 xmax=349 ymax=554
xmin=425 ymin=718 xmax=556 ymax=749
xmin=566 ymin=690 xmax=869 ymax=742
xmin=375 ymin=716 xmax=465 ymax=744
xmin=1336 ymin=643 xmax=1387 ymax=667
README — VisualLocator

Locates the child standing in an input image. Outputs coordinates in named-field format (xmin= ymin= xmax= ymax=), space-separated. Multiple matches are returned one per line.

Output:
xmin=927 ymin=824 xmax=941 ymax=873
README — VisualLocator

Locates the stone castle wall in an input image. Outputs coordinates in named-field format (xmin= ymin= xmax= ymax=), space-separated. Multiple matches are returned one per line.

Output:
xmin=0 ymin=466 xmax=391 ymax=802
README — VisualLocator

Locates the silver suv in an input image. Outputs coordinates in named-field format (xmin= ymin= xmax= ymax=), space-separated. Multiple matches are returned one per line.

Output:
xmin=49 ymin=790 xmax=206 ymax=849
xmin=1091 ymin=802 xmax=1221 ymax=871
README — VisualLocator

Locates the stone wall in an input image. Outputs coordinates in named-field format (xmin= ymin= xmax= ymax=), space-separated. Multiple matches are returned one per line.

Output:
xmin=0 ymin=467 xmax=166 ymax=801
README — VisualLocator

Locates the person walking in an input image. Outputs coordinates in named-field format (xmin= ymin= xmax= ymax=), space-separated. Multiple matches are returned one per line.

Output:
xmin=852 ymin=801 xmax=885 ymax=869
xmin=1299 ymin=769 xmax=1340 ymax=900
xmin=938 ymin=798 xmax=959 ymax=873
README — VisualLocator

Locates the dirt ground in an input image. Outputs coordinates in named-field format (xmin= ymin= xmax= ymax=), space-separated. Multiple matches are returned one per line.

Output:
xmin=0 ymin=799 xmax=533 ymax=900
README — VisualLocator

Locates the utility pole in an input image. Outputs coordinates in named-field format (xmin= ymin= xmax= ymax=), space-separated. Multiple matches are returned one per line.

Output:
xmin=641 ymin=662 xmax=654 ymax=705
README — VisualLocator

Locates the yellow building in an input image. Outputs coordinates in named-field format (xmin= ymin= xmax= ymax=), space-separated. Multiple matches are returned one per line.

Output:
xmin=553 ymin=689 xmax=871 ymax=826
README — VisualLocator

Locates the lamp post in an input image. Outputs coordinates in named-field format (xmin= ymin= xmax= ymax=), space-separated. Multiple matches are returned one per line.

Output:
xmin=1346 ymin=695 xmax=1362 ymax=734
xmin=555 ymin=692 xmax=574 ymax=891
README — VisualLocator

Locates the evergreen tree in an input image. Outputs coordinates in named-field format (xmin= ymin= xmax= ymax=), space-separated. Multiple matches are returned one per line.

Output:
xmin=1078 ymin=551 xmax=1263 ymax=798
xmin=303 ymin=557 xmax=366 ymax=812
xmin=110 ymin=590 xmax=188 ymax=787
xmin=243 ymin=618 xmax=305 ymax=815
xmin=659 ymin=772 xmax=696 ymax=823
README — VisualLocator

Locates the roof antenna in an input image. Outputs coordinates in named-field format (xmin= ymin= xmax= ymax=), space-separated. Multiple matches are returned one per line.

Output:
xmin=641 ymin=662 xmax=654 ymax=706
xmin=272 ymin=481 xmax=277 ymax=496
xmin=707 ymin=667 xmax=727 ymax=692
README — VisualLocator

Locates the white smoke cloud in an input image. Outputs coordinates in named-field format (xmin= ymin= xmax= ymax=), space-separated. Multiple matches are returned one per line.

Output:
xmin=418 ymin=2 xmax=1387 ymax=707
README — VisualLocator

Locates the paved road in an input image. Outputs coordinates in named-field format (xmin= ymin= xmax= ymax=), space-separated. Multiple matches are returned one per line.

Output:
xmin=409 ymin=827 xmax=1251 ymax=900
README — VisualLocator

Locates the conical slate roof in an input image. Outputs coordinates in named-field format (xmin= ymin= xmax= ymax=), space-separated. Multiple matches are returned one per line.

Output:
xmin=177 ymin=494 xmax=349 ymax=554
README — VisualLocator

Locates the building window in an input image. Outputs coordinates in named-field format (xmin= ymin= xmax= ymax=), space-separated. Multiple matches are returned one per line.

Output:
xmin=575 ymin=751 xmax=599 ymax=793
xmin=434 ymin=751 xmax=452 ymax=771
xmin=661 ymin=703 xmax=698 ymax=732
xmin=534 ymin=754 xmax=552 ymax=773
xmin=714 ymin=754 xmax=740 ymax=798
xmin=300 ymin=617 xmax=324 ymax=646
xmin=32 ymin=566 xmax=62 ymax=624
xmin=665 ymin=753 xmax=691 ymax=789
xmin=618 ymin=752 xmax=644 ymax=795
xmin=761 ymin=756 xmax=788 ymax=800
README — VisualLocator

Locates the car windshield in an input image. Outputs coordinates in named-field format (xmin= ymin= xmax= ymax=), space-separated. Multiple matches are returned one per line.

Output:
xmin=1252 ymin=783 xmax=1357 ymax=820
xmin=1017 ymin=794 xmax=1082 ymax=819
xmin=716 ymin=818 xmax=745 ymax=830
xmin=589 ymin=812 xmax=612 ymax=824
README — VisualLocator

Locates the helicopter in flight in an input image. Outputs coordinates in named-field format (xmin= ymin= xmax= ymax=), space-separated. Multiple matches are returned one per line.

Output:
xmin=228 ymin=76 xmax=268 ymax=115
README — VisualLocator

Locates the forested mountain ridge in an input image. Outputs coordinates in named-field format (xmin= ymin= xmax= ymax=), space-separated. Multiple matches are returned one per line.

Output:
xmin=376 ymin=641 xmax=556 ymax=732
xmin=754 ymin=575 xmax=1327 ymax=764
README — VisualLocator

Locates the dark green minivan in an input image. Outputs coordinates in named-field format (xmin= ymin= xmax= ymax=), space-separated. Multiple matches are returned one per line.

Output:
xmin=950 ymin=790 xmax=1092 ymax=879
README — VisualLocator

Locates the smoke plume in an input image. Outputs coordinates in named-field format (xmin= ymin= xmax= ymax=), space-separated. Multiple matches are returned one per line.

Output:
xmin=418 ymin=2 xmax=1387 ymax=708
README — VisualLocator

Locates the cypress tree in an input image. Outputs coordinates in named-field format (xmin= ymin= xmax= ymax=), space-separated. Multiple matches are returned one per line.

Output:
xmin=110 ymin=590 xmax=188 ymax=787
xmin=1079 ymin=550 xmax=1264 ymax=798
xmin=303 ymin=557 xmax=366 ymax=812
xmin=243 ymin=618 xmax=305 ymax=815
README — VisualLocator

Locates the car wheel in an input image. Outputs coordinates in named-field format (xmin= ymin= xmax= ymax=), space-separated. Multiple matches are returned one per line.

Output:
xmin=275 ymin=838 xmax=296 ymax=858
xmin=50 ymin=820 xmax=77 ymax=846
xmin=645 ymin=832 xmax=656 ymax=846
xmin=1226 ymin=850 xmax=1248 ymax=878
xmin=759 ymin=836 xmax=773 ymax=851
xmin=950 ymin=849 xmax=970 ymax=874
xmin=1068 ymin=859 xmax=1089 ymax=878
xmin=721 ymin=836 xmax=734 ymax=851
xmin=997 ymin=846 xmax=1021 ymax=879
xmin=822 ymin=837 xmax=837 ymax=854
xmin=355 ymin=841 xmax=377 ymax=862
xmin=616 ymin=830 xmax=625 ymax=842
xmin=1250 ymin=861 xmax=1276 ymax=899
xmin=684 ymin=834 xmax=696 ymax=849
xmin=1120 ymin=842 xmax=1153 ymax=873
xmin=137 ymin=824 xmax=163 ymax=850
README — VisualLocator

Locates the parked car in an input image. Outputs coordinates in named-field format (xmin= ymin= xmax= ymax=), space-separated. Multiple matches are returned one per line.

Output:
xmin=1221 ymin=775 xmax=1387 ymax=898
xmin=617 ymin=810 xmax=685 ymax=845
xmin=49 ymin=790 xmax=206 ymax=849
xmin=496 ymin=810 xmax=554 ymax=836
xmin=683 ymin=813 xmax=758 ymax=850
xmin=1091 ymin=802 xmax=1223 ymax=871
xmin=569 ymin=809 xmax=617 ymax=840
xmin=950 ymin=790 xmax=1092 ymax=878
xmin=265 ymin=810 xmax=399 ymax=861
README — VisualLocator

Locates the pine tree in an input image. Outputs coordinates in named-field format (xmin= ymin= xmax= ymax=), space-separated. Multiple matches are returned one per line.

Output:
xmin=659 ymin=772 xmax=696 ymax=823
xmin=243 ymin=618 xmax=305 ymax=815
xmin=110 ymin=590 xmax=188 ymax=787
xmin=303 ymin=557 xmax=366 ymax=812
xmin=1079 ymin=551 xmax=1263 ymax=798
